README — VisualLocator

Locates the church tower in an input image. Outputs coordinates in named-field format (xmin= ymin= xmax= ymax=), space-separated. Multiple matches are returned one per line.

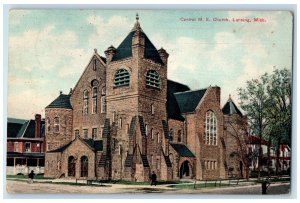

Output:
xmin=104 ymin=14 xmax=169 ymax=181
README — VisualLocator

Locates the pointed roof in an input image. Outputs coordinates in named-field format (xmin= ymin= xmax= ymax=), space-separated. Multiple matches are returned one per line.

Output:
xmin=46 ymin=94 xmax=72 ymax=109
xmin=167 ymin=80 xmax=190 ymax=120
xmin=111 ymin=15 xmax=163 ymax=65
xmin=170 ymin=143 xmax=195 ymax=157
xmin=48 ymin=138 xmax=103 ymax=153
xmin=222 ymin=95 xmax=243 ymax=116
xmin=174 ymin=88 xmax=207 ymax=114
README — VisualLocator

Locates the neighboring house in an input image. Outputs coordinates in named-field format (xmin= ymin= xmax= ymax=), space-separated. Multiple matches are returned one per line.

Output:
xmin=44 ymin=15 xmax=246 ymax=181
xmin=247 ymin=135 xmax=291 ymax=173
xmin=7 ymin=114 xmax=45 ymax=175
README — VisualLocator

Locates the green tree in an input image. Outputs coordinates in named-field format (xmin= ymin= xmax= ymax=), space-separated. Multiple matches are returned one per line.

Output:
xmin=238 ymin=73 xmax=270 ymax=179
xmin=238 ymin=68 xmax=292 ymax=178
xmin=265 ymin=68 xmax=292 ymax=175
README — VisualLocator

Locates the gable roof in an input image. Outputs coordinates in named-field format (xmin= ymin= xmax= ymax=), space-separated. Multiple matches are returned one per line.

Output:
xmin=112 ymin=29 xmax=163 ymax=65
xmin=46 ymin=94 xmax=72 ymax=109
xmin=48 ymin=141 xmax=73 ymax=153
xmin=170 ymin=143 xmax=195 ymax=157
xmin=222 ymin=98 xmax=243 ymax=116
xmin=174 ymin=89 xmax=207 ymax=114
xmin=7 ymin=118 xmax=45 ymax=139
xmin=48 ymin=138 xmax=103 ymax=153
xmin=167 ymin=80 xmax=190 ymax=121
xmin=83 ymin=139 xmax=103 ymax=151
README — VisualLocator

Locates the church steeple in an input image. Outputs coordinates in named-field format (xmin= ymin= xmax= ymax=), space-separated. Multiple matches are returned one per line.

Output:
xmin=132 ymin=13 xmax=143 ymax=32
xmin=110 ymin=13 xmax=164 ymax=65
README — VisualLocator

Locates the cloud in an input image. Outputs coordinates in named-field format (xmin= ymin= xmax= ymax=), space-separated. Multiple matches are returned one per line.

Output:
xmin=9 ymin=10 xmax=31 ymax=25
xmin=149 ymin=12 xmax=288 ymax=108
xmin=8 ymin=11 xmax=292 ymax=119
xmin=87 ymin=15 xmax=132 ymax=51
xmin=9 ymin=25 xmax=89 ymax=77
xmin=8 ymin=89 xmax=57 ymax=119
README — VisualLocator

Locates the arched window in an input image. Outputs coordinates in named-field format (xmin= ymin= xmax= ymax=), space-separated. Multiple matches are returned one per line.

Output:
xmin=93 ymin=59 xmax=97 ymax=71
xmin=101 ymin=86 xmax=106 ymax=96
xmin=151 ymin=155 xmax=154 ymax=166
xmin=91 ymin=80 xmax=99 ymax=114
xmin=119 ymin=117 xmax=122 ymax=128
xmin=178 ymin=130 xmax=182 ymax=142
xmin=92 ymin=87 xmax=98 ymax=114
xmin=54 ymin=117 xmax=60 ymax=133
xmin=146 ymin=70 xmax=161 ymax=89
xmin=145 ymin=124 xmax=148 ymax=136
xmin=114 ymin=69 xmax=130 ymax=87
xmin=68 ymin=156 xmax=76 ymax=177
xmin=169 ymin=128 xmax=174 ymax=141
xmin=157 ymin=132 xmax=161 ymax=143
xmin=101 ymin=87 xmax=106 ymax=113
xmin=80 ymin=156 xmax=88 ymax=177
xmin=101 ymin=96 xmax=106 ymax=113
xmin=83 ymin=90 xmax=89 ymax=115
xmin=46 ymin=117 xmax=50 ymax=132
xmin=151 ymin=104 xmax=155 ymax=114
xmin=205 ymin=110 xmax=217 ymax=145
xmin=151 ymin=128 xmax=154 ymax=139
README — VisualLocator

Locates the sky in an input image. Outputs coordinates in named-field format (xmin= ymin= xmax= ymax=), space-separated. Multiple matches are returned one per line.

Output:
xmin=7 ymin=10 xmax=293 ymax=119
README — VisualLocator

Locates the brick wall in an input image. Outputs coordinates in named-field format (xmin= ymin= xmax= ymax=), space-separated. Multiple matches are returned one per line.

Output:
xmin=45 ymin=108 xmax=73 ymax=152
xmin=71 ymin=54 xmax=107 ymax=141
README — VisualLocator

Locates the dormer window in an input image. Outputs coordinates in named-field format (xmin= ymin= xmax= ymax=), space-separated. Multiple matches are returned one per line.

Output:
xmin=114 ymin=69 xmax=130 ymax=87
xmin=146 ymin=70 xmax=160 ymax=89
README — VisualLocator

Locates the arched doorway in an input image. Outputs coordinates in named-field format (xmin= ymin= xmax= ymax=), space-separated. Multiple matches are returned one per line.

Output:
xmin=81 ymin=156 xmax=88 ymax=177
xmin=68 ymin=156 xmax=76 ymax=177
xmin=180 ymin=160 xmax=191 ymax=179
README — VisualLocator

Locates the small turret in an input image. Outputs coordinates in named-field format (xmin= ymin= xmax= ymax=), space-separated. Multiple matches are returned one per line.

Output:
xmin=104 ymin=45 xmax=117 ymax=63
xmin=158 ymin=47 xmax=169 ymax=66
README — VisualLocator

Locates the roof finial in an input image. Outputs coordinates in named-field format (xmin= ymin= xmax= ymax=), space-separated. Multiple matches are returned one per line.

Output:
xmin=136 ymin=13 xmax=139 ymax=21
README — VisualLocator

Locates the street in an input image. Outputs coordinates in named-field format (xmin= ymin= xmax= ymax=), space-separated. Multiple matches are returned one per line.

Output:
xmin=5 ymin=180 xmax=290 ymax=195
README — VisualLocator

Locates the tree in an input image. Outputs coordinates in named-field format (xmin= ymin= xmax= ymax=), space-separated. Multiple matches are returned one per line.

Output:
xmin=265 ymin=68 xmax=292 ymax=175
xmin=238 ymin=73 xmax=270 ymax=179
xmin=224 ymin=114 xmax=251 ymax=180
xmin=238 ymin=68 xmax=292 ymax=178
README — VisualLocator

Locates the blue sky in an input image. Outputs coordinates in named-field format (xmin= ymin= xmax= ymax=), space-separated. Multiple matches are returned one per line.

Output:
xmin=8 ymin=10 xmax=293 ymax=119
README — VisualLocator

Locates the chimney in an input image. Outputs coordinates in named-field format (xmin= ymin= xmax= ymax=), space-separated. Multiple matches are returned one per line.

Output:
xmin=35 ymin=114 xmax=41 ymax=138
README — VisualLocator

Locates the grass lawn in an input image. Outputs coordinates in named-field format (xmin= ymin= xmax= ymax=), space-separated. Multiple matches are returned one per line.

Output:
xmin=7 ymin=174 xmax=54 ymax=180
xmin=95 ymin=180 xmax=190 ymax=185
xmin=8 ymin=179 xmax=111 ymax=187
xmin=168 ymin=182 xmax=238 ymax=189
xmin=255 ymin=177 xmax=290 ymax=184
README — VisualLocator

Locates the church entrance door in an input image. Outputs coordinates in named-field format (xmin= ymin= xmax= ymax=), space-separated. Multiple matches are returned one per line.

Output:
xmin=180 ymin=160 xmax=191 ymax=179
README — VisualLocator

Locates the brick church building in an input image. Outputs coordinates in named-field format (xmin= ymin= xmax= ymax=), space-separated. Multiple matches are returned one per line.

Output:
xmin=44 ymin=15 xmax=246 ymax=181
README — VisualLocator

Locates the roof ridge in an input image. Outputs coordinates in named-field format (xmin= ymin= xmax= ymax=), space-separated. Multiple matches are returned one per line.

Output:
xmin=174 ymin=87 xmax=207 ymax=95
